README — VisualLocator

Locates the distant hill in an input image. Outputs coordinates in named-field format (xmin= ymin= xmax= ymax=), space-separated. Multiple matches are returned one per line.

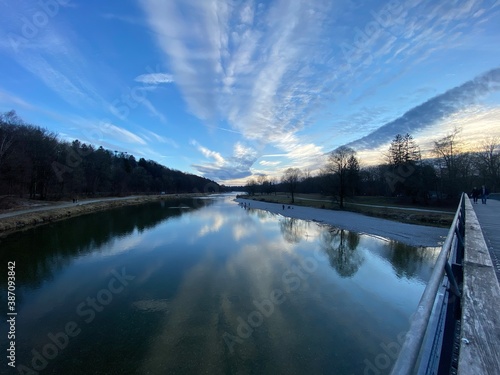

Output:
xmin=0 ymin=110 xmax=220 ymax=199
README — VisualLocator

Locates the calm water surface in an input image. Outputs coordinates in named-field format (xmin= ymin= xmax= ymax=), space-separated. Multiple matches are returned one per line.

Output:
xmin=0 ymin=194 xmax=439 ymax=375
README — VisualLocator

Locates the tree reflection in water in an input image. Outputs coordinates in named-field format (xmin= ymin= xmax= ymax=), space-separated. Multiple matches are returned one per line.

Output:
xmin=385 ymin=240 xmax=436 ymax=280
xmin=279 ymin=217 xmax=310 ymax=244
xmin=321 ymin=228 xmax=364 ymax=278
xmin=0 ymin=198 xmax=212 ymax=290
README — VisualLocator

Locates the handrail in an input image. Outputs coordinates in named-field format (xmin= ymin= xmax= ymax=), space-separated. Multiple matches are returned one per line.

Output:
xmin=389 ymin=192 xmax=465 ymax=375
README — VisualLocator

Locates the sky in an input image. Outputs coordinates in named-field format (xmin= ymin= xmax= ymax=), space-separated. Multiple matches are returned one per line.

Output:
xmin=0 ymin=0 xmax=499 ymax=185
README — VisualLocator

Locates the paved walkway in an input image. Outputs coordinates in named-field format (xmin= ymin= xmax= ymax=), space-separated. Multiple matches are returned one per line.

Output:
xmin=472 ymin=197 xmax=500 ymax=282
xmin=0 ymin=196 xmax=139 ymax=220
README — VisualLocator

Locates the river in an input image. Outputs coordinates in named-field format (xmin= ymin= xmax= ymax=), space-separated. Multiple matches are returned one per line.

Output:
xmin=0 ymin=193 xmax=439 ymax=375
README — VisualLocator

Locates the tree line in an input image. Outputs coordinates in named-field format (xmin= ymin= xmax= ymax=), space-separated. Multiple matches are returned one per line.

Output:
xmin=0 ymin=111 xmax=220 ymax=199
xmin=245 ymin=130 xmax=499 ymax=207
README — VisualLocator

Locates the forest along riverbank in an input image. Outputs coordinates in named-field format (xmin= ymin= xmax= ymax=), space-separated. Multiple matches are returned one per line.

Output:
xmin=0 ymin=194 xmax=205 ymax=237
xmin=235 ymin=198 xmax=448 ymax=247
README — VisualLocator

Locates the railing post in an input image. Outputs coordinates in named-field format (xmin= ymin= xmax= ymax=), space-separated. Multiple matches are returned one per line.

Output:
xmin=445 ymin=262 xmax=461 ymax=298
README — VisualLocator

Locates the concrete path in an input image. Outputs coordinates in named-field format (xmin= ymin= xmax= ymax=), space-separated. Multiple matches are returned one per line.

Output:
xmin=0 ymin=196 xmax=139 ymax=220
xmin=472 ymin=197 xmax=500 ymax=282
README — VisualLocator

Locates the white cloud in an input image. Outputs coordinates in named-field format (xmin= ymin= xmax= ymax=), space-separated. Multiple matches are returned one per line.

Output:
xmin=140 ymin=0 xmax=332 ymax=133
xmin=356 ymin=105 xmax=500 ymax=166
xmin=259 ymin=160 xmax=281 ymax=167
xmin=52 ymin=116 xmax=177 ymax=164
xmin=134 ymin=73 xmax=174 ymax=84
xmin=347 ymin=68 xmax=500 ymax=152
xmin=0 ymin=89 xmax=37 ymax=110
xmin=101 ymin=123 xmax=147 ymax=145
xmin=190 ymin=140 xmax=226 ymax=166
xmin=233 ymin=142 xmax=257 ymax=159
xmin=240 ymin=1 xmax=255 ymax=25
xmin=138 ymin=0 xmax=333 ymax=180
xmin=189 ymin=140 xmax=261 ymax=182
xmin=140 ymin=129 xmax=179 ymax=148
xmin=416 ymin=105 xmax=500 ymax=155
xmin=138 ymin=0 xmax=498 ymax=181
xmin=140 ymin=97 xmax=167 ymax=122
xmin=0 ymin=14 xmax=108 ymax=109
xmin=268 ymin=131 xmax=326 ymax=173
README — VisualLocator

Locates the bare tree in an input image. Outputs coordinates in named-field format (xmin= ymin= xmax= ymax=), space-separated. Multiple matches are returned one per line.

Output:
xmin=434 ymin=128 xmax=460 ymax=169
xmin=257 ymin=174 xmax=268 ymax=195
xmin=433 ymin=128 xmax=462 ymax=197
xmin=325 ymin=146 xmax=358 ymax=208
xmin=0 ymin=126 xmax=14 ymax=170
xmin=269 ymin=177 xmax=278 ymax=195
xmin=0 ymin=111 xmax=20 ymax=169
xmin=281 ymin=168 xmax=302 ymax=203
xmin=303 ymin=168 xmax=312 ymax=180
xmin=476 ymin=137 xmax=500 ymax=191
xmin=245 ymin=178 xmax=257 ymax=196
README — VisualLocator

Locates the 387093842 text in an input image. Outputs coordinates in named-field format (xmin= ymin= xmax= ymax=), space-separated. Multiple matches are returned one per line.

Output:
xmin=7 ymin=261 xmax=17 ymax=368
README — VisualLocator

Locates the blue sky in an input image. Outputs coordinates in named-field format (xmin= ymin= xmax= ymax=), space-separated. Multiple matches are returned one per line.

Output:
xmin=0 ymin=0 xmax=499 ymax=185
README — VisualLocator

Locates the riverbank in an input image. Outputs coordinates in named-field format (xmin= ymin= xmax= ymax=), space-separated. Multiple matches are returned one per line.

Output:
xmin=236 ymin=198 xmax=448 ymax=247
xmin=240 ymin=193 xmax=454 ymax=228
xmin=0 ymin=194 xmax=204 ymax=237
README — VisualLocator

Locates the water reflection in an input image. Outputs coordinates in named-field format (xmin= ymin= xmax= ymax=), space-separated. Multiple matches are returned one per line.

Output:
xmin=385 ymin=241 xmax=439 ymax=280
xmin=0 ymin=194 xmax=438 ymax=375
xmin=320 ymin=228 xmax=364 ymax=278
xmin=279 ymin=217 xmax=311 ymax=243
xmin=0 ymin=198 xmax=212 ymax=289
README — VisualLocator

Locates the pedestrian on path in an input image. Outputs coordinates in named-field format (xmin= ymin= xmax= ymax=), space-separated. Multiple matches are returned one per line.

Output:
xmin=481 ymin=185 xmax=489 ymax=204
xmin=471 ymin=187 xmax=479 ymax=204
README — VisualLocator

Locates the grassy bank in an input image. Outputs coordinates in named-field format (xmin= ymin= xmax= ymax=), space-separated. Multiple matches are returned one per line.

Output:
xmin=239 ymin=193 xmax=455 ymax=227
xmin=0 ymin=194 xmax=205 ymax=237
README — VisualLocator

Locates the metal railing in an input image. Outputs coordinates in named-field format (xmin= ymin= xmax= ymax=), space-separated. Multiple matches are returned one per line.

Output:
xmin=390 ymin=193 xmax=465 ymax=375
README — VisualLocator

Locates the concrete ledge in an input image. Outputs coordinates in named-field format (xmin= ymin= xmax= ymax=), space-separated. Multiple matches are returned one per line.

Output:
xmin=458 ymin=198 xmax=500 ymax=374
